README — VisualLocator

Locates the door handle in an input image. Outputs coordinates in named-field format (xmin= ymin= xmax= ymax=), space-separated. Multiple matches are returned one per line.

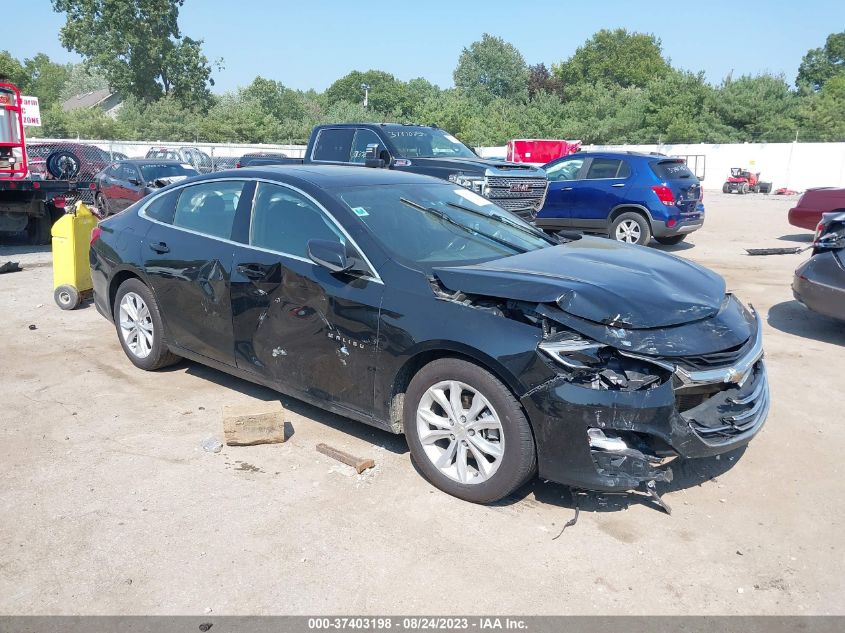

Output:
xmin=611 ymin=183 xmax=625 ymax=188
xmin=237 ymin=264 xmax=268 ymax=281
xmin=562 ymin=187 xmax=573 ymax=191
xmin=149 ymin=241 xmax=169 ymax=254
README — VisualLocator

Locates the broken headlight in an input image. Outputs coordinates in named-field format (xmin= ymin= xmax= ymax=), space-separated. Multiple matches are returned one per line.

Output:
xmin=539 ymin=335 xmax=671 ymax=391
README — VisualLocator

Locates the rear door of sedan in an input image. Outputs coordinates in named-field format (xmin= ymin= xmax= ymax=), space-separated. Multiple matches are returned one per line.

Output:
xmin=229 ymin=180 xmax=384 ymax=417
xmin=140 ymin=179 xmax=252 ymax=366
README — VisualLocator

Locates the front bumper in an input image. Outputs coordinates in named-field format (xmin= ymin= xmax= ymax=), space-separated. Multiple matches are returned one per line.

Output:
xmin=520 ymin=318 xmax=768 ymax=492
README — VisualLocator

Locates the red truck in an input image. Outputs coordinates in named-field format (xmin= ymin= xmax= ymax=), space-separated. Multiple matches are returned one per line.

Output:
xmin=789 ymin=187 xmax=845 ymax=231
xmin=0 ymin=82 xmax=96 ymax=244
xmin=506 ymin=139 xmax=581 ymax=165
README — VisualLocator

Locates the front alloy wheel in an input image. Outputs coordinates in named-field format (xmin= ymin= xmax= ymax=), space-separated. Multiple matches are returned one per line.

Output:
xmin=416 ymin=380 xmax=505 ymax=484
xmin=404 ymin=358 xmax=536 ymax=503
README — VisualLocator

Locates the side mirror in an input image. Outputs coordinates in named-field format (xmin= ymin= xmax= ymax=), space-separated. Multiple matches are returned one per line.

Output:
xmin=364 ymin=143 xmax=387 ymax=169
xmin=128 ymin=178 xmax=141 ymax=186
xmin=307 ymin=239 xmax=352 ymax=273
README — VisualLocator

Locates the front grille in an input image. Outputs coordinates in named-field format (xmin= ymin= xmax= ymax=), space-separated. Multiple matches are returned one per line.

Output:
xmin=680 ymin=362 xmax=768 ymax=444
xmin=485 ymin=176 xmax=547 ymax=219
xmin=673 ymin=336 xmax=754 ymax=372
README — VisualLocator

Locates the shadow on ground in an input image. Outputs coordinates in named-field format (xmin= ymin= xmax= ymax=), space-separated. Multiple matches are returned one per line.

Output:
xmin=652 ymin=240 xmax=695 ymax=253
xmin=767 ymin=300 xmax=845 ymax=345
xmin=778 ymin=233 xmax=813 ymax=243
xmin=166 ymin=360 xmax=409 ymax=455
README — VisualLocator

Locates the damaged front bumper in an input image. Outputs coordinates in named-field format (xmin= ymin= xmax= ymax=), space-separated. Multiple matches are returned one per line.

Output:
xmin=520 ymin=313 xmax=769 ymax=492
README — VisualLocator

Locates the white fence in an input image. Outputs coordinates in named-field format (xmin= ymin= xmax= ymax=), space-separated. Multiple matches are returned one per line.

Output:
xmin=477 ymin=142 xmax=845 ymax=192
xmin=27 ymin=137 xmax=845 ymax=192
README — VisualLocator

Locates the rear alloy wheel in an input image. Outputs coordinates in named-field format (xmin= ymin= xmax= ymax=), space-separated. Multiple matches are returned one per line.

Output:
xmin=404 ymin=358 xmax=536 ymax=503
xmin=96 ymin=193 xmax=110 ymax=218
xmin=113 ymin=278 xmax=180 ymax=370
xmin=611 ymin=212 xmax=651 ymax=246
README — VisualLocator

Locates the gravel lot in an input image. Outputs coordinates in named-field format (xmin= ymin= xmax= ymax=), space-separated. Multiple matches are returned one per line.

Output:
xmin=0 ymin=192 xmax=843 ymax=615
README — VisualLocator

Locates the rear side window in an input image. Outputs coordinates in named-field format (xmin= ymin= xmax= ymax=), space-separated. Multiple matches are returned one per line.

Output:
xmin=144 ymin=191 xmax=178 ymax=223
xmin=249 ymin=182 xmax=345 ymax=258
xmin=585 ymin=158 xmax=628 ymax=179
xmin=651 ymin=160 xmax=694 ymax=180
xmin=312 ymin=129 xmax=355 ymax=162
xmin=172 ymin=181 xmax=245 ymax=239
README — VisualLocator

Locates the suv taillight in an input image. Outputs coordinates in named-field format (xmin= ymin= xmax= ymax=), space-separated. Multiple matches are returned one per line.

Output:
xmin=813 ymin=221 xmax=825 ymax=245
xmin=90 ymin=226 xmax=102 ymax=247
xmin=651 ymin=185 xmax=675 ymax=206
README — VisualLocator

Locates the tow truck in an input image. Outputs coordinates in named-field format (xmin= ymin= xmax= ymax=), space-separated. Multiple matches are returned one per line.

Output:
xmin=1 ymin=82 xmax=96 ymax=244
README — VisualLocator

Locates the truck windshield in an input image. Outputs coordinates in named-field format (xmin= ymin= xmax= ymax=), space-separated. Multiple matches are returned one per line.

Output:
xmin=385 ymin=128 xmax=477 ymax=159
xmin=331 ymin=183 xmax=553 ymax=270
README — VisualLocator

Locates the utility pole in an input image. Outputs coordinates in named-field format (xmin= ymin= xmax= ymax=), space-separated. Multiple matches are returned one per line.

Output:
xmin=361 ymin=83 xmax=370 ymax=108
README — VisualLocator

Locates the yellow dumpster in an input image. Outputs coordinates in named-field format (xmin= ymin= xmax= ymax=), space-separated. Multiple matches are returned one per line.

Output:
xmin=51 ymin=201 xmax=99 ymax=310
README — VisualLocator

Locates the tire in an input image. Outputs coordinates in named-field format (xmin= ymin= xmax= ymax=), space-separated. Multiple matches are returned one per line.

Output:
xmin=655 ymin=235 xmax=686 ymax=246
xmin=113 ymin=278 xmax=180 ymax=371
xmin=740 ymin=183 xmax=748 ymax=195
xmin=722 ymin=183 xmax=730 ymax=194
xmin=404 ymin=358 xmax=537 ymax=503
xmin=45 ymin=150 xmax=81 ymax=179
xmin=610 ymin=212 xmax=651 ymax=245
xmin=26 ymin=213 xmax=52 ymax=245
xmin=54 ymin=284 xmax=81 ymax=310
xmin=96 ymin=193 xmax=110 ymax=218
xmin=760 ymin=182 xmax=772 ymax=194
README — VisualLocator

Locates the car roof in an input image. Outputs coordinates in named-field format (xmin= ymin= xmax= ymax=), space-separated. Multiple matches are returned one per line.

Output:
xmin=190 ymin=164 xmax=443 ymax=187
xmin=564 ymin=151 xmax=680 ymax=161
xmin=116 ymin=159 xmax=188 ymax=165
xmin=317 ymin=122 xmax=437 ymax=131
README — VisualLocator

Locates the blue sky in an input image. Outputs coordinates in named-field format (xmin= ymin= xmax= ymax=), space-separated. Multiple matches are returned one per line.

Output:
xmin=8 ymin=0 xmax=845 ymax=92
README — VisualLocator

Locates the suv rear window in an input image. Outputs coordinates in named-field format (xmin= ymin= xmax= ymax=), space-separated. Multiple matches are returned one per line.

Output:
xmin=651 ymin=160 xmax=695 ymax=180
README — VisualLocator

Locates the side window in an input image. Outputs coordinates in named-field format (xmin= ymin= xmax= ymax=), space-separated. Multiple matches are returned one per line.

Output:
xmin=585 ymin=158 xmax=624 ymax=179
xmin=105 ymin=164 xmax=120 ymax=178
xmin=545 ymin=157 xmax=584 ymax=182
xmin=172 ymin=181 xmax=245 ymax=239
xmin=618 ymin=160 xmax=631 ymax=178
xmin=144 ymin=190 xmax=178 ymax=224
xmin=350 ymin=129 xmax=382 ymax=164
xmin=250 ymin=182 xmax=345 ymax=259
xmin=119 ymin=164 xmax=139 ymax=182
xmin=312 ymin=128 xmax=355 ymax=162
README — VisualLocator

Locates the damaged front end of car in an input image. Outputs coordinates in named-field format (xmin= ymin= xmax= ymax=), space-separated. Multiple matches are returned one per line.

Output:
xmin=429 ymin=237 xmax=770 ymax=504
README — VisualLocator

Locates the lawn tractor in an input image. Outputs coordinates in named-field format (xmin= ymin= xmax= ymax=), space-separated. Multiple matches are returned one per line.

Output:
xmin=722 ymin=168 xmax=772 ymax=194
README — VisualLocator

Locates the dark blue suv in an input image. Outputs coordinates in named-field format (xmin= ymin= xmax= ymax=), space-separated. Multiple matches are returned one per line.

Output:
xmin=534 ymin=152 xmax=705 ymax=246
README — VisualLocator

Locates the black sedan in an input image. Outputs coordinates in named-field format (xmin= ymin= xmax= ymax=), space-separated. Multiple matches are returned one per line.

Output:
xmin=94 ymin=159 xmax=199 ymax=216
xmin=793 ymin=211 xmax=845 ymax=322
xmin=90 ymin=166 xmax=769 ymax=504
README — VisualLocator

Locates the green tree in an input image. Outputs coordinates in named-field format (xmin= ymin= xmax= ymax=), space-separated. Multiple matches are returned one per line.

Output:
xmin=0 ymin=51 xmax=27 ymax=86
xmin=241 ymin=77 xmax=306 ymax=123
xmin=714 ymin=74 xmax=799 ymax=141
xmin=324 ymin=70 xmax=410 ymax=116
xmin=799 ymin=74 xmax=845 ymax=140
xmin=552 ymin=29 xmax=670 ymax=91
xmin=797 ymin=31 xmax=845 ymax=91
xmin=453 ymin=34 xmax=529 ymax=102
xmin=59 ymin=63 xmax=110 ymax=101
xmin=51 ymin=0 xmax=217 ymax=108
xmin=22 ymin=54 xmax=71 ymax=109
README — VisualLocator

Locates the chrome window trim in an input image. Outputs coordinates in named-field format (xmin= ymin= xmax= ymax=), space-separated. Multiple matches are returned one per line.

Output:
xmin=137 ymin=177 xmax=383 ymax=284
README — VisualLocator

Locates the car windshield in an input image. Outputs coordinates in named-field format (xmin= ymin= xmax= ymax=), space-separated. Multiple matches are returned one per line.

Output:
xmin=332 ymin=183 xmax=554 ymax=271
xmin=140 ymin=163 xmax=198 ymax=181
xmin=385 ymin=128 xmax=477 ymax=159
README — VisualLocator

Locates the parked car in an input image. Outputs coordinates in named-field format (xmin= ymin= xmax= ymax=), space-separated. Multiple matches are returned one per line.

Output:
xmin=94 ymin=160 xmax=199 ymax=216
xmin=788 ymin=187 xmax=845 ymax=231
xmin=535 ymin=152 xmax=705 ymax=246
xmin=263 ymin=123 xmax=549 ymax=220
xmin=145 ymin=146 xmax=214 ymax=174
xmin=90 ymin=166 xmax=768 ymax=504
xmin=793 ymin=211 xmax=845 ymax=321
xmin=236 ymin=152 xmax=289 ymax=168
xmin=26 ymin=142 xmax=112 ymax=180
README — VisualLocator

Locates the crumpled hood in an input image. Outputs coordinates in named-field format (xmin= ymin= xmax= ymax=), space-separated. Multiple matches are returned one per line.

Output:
xmin=433 ymin=236 xmax=726 ymax=329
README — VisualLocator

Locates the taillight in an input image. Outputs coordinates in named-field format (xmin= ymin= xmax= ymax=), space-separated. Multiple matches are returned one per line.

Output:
xmin=813 ymin=221 xmax=825 ymax=245
xmin=235 ymin=161 xmax=242 ymax=168
xmin=90 ymin=226 xmax=102 ymax=247
xmin=667 ymin=218 xmax=677 ymax=228
xmin=651 ymin=185 xmax=675 ymax=206
xmin=52 ymin=196 xmax=66 ymax=209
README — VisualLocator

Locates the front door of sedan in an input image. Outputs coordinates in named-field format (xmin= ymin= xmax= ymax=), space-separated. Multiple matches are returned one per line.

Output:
xmin=230 ymin=181 xmax=384 ymax=416
xmin=141 ymin=179 xmax=251 ymax=366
